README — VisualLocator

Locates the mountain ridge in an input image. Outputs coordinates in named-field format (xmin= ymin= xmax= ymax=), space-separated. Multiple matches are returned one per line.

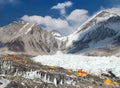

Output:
xmin=0 ymin=20 xmax=59 ymax=56
xmin=66 ymin=10 xmax=120 ymax=56
xmin=1 ymin=10 xmax=120 ymax=56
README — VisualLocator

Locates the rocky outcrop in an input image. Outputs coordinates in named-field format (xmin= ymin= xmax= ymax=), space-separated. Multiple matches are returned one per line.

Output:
xmin=7 ymin=37 xmax=25 ymax=52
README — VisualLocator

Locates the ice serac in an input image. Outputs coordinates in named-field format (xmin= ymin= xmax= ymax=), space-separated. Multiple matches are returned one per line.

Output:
xmin=66 ymin=11 xmax=120 ymax=56
xmin=0 ymin=21 xmax=58 ymax=56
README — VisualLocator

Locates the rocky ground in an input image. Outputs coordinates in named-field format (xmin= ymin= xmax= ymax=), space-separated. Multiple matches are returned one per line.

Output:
xmin=0 ymin=55 xmax=119 ymax=88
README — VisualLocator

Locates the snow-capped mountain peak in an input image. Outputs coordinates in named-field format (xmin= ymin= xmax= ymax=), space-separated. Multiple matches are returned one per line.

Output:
xmin=73 ymin=11 xmax=118 ymax=35
xmin=66 ymin=10 xmax=120 ymax=56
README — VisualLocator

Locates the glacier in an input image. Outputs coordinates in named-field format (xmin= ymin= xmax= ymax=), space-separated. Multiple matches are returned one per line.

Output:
xmin=32 ymin=53 xmax=120 ymax=78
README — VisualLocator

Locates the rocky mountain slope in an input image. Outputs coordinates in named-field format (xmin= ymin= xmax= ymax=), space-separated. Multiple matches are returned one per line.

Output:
xmin=0 ymin=21 xmax=59 ymax=56
xmin=66 ymin=11 xmax=120 ymax=56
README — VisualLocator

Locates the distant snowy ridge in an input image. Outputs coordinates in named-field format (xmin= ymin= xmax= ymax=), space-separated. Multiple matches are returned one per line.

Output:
xmin=32 ymin=54 xmax=120 ymax=78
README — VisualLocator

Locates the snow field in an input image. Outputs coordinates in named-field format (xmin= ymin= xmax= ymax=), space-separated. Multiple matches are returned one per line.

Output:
xmin=32 ymin=54 xmax=120 ymax=77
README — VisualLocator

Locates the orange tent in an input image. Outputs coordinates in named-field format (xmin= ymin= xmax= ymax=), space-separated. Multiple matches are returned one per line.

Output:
xmin=76 ymin=69 xmax=88 ymax=77
xmin=48 ymin=66 xmax=56 ymax=69
xmin=67 ymin=69 xmax=73 ymax=73
xmin=104 ymin=78 xmax=112 ymax=86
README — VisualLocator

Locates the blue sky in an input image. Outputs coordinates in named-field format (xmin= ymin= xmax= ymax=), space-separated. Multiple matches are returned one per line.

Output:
xmin=0 ymin=0 xmax=120 ymax=35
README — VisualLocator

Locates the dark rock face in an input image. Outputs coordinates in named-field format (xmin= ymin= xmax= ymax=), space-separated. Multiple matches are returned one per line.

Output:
xmin=0 ymin=41 xmax=6 ymax=48
xmin=68 ymin=26 xmax=116 ymax=53
xmin=7 ymin=37 xmax=25 ymax=52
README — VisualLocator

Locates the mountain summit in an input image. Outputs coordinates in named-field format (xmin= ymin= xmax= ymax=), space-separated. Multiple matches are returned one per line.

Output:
xmin=66 ymin=11 xmax=120 ymax=56
xmin=0 ymin=21 xmax=58 ymax=56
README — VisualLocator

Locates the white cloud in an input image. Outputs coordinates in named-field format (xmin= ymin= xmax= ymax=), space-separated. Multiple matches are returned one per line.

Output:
xmin=22 ymin=15 xmax=72 ymax=35
xmin=21 ymin=9 xmax=89 ymax=35
xmin=67 ymin=9 xmax=89 ymax=29
xmin=105 ymin=7 xmax=120 ymax=15
xmin=51 ymin=1 xmax=72 ymax=15
xmin=21 ymin=0 xmax=90 ymax=35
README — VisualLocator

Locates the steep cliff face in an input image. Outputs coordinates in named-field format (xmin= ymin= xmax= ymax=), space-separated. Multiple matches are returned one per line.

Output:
xmin=66 ymin=11 xmax=120 ymax=56
xmin=0 ymin=21 xmax=58 ymax=56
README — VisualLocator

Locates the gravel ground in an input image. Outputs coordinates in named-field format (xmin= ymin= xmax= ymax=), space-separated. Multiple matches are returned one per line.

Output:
xmin=0 ymin=55 xmax=119 ymax=88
